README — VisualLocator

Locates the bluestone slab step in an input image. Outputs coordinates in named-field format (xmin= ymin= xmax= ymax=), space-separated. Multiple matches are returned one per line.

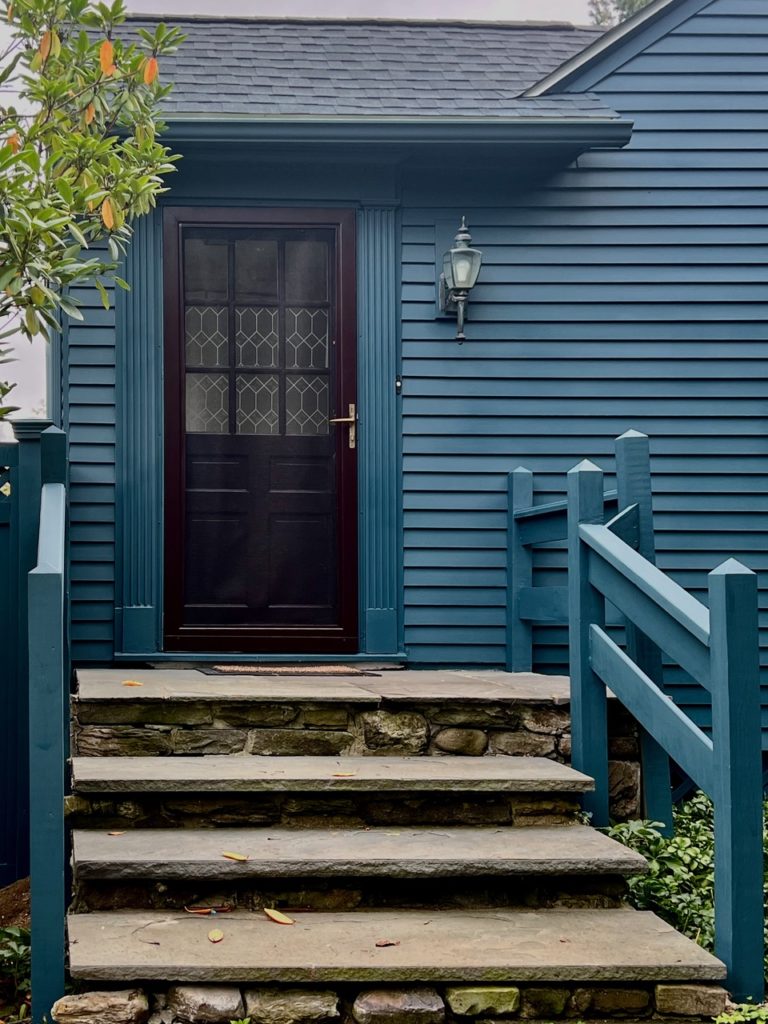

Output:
xmin=67 ymin=908 xmax=725 ymax=983
xmin=72 ymin=824 xmax=647 ymax=879
xmin=71 ymin=755 xmax=593 ymax=794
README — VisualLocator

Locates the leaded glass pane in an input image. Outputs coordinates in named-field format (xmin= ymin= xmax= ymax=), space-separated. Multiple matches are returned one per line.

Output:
xmin=186 ymin=373 xmax=229 ymax=433
xmin=235 ymin=240 xmax=278 ymax=301
xmin=285 ymin=375 xmax=328 ymax=435
xmin=184 ymin=238 xmax=228 ymax=302
xmin=185 ymin=305 xmax=229 ymax=367
xmin=285 ymin=240 xmax=328 ymax=303
xmin=286 ymin=307 xmax=328 ymax=370
xmin=237 ymin=374 xmax=279 ymax=435
xmin=236 ymin=307 xmax=279 ymax=368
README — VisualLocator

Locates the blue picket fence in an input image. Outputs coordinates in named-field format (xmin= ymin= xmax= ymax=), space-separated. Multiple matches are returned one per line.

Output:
xmin=509 ymin=431 xmax=765 ymax=1001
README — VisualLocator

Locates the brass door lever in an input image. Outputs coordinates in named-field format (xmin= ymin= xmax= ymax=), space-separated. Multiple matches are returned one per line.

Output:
xmin=329 ymin=403 xmax=356 ymax=449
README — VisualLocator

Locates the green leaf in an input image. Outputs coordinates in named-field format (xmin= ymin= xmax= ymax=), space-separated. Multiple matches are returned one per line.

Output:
xmin=94 ymin=278 xmax=110 ymax=310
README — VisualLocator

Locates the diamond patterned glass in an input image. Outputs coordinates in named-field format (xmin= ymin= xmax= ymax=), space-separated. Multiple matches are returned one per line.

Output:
xmin=237 ymin=375 xmax=280 ymax=434
xmin=286 ymin=307 xmax=329 ymax=370
xmin=236 ymin=307 xmax=279 ymax=368
xmin=186 ymin=373 xmax=229 ymax=433
xmin=186 ymin=306 xmax=229 ymax=367
xmin=285 ymin=375 xmax=329 ymax=435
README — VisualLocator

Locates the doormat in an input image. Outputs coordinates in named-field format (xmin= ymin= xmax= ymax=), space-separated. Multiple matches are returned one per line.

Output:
xmin=200 ymin=664 xmax=375 ymax=676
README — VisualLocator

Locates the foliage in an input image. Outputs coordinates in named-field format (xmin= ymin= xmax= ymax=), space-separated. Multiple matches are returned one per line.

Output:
xmin=607 ymin=791 xmax=768 ymax=977
xmin=589 ymin=0 xmax=653 ymax=26
xmin=0 ymin=347 xmax=17 ymax=417
xmin=0 ymin=0 xmax=183 ymax=413
xmin=230 ymin=1019 xmax=251 ymax=1024
xmin=715 ymin=1005 xmax=768 ymax=1024
xmin=0 ymin=926 xmax=31 ymax=1022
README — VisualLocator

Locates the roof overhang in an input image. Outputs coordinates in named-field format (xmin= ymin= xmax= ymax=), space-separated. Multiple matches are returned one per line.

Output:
xmin=160 ymin=115 xmax=634 ymax=152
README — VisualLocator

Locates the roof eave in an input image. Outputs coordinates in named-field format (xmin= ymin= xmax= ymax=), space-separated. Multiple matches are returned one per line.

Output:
xmin=160 ymin=116 xmax=634 ymax=149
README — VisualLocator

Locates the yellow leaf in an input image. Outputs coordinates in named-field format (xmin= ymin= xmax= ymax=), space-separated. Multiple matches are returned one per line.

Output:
xmin=7 ymin=3 xmax=14 ymax=22
xmin=208 ymin=928 xmax=224 ymax=943
xmin=39 ymin=30 xmax=52 ymax=61
xmin=99 ymin=39 xmax=114 ymax=76
xmin=222 ymin=851 xmax=249 ymax=862
xmin=85 ymin=102 xmax=95 ymax=125
xmin=50 ymin=29 xmax=61 ymax=58
xmin=6 ymin=133 xmax=20 ymax=154
xmin=101 ymin=198 xmax=115 ymax=230
xmin=332 ymin=772 xmax=357 ymax=778
xmin=264 ymin=908 xmax=294 ymax=925
xmin=143 ymin=56 xmax=158 ymax=85
xmin=121 ymin=679 xmax=143 ymax=687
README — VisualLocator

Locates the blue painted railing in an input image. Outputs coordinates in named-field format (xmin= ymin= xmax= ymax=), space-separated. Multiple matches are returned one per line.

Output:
xmin=567 ymin=455 xmax=764 ymax=1002
xmin=27 ymin=426 xmax=68 ymax=1023
xmin=507 ymin=430 xmax=672 ymax=828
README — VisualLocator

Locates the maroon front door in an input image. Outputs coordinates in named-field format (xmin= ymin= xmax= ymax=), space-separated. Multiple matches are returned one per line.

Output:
xmin=163 ymin=209 xmax=358 ymax=653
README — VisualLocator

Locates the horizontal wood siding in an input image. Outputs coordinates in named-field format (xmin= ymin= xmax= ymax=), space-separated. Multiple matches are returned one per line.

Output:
xmin=402 ymin=0 xmax=768 ymax=710
xmin=62 ymin=263 xmax=116 ymax=663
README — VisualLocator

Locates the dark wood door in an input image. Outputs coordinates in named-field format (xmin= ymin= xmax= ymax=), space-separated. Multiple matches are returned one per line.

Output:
xmin=163 ymin=209 xmax=357 ymax=652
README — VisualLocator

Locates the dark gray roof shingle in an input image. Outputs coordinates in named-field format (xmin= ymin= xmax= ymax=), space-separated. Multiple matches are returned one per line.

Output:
xmin=126 ymin=17 xmax=605 ymax=119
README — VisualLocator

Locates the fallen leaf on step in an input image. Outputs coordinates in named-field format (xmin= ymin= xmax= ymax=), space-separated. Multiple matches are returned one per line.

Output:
xmin=107 ymin=831 xmax=125 ymax=836
xmin=332 ymin=772 xmax=357 ymax=777
xmin=121 ymin=679 xmax=143 ymax=687
xmin=185 ymin=904 xmax=233 ymax=916
xmin=264 ymin=908 xmax=294 ymax=925
xmin=222 ymin=851 xmax=250 ymax=862
xmin=375 ymin=939 xmax=400 ymax=947
xmin=208 ymin=928 xmax=224 ymax=943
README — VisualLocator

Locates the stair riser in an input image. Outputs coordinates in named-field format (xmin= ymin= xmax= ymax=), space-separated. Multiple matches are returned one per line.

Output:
xmin=65 ymin=979 xmax=728 ymax=1021
xmin=67 ymin=790 xmax=583 ymax=831
xmin=73 ymin=874 xmax=630 ymax=913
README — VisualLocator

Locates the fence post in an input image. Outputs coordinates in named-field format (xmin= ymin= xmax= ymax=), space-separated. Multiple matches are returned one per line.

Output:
xmin=507 ymin=467 xmax=533 ymax=672
xmin=708 ymin=560 xmax=764 ymax=1002
xmin=9 ymin=418 xmax=52 ymax=879
xmin=567 ymin=459 xmax=609 ymax=824
xmin=615 ymin=430 xmax=672 ymax=833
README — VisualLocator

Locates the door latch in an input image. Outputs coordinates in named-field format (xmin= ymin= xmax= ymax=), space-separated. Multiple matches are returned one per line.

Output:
xmin=329 ymin=403 xmax=356 ymax=450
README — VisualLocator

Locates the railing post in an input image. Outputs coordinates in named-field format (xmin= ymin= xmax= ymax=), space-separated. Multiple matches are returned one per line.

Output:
xmin=567 ymin=459 xmax=609 ymax=824
xmin=708 ymin=560 xmax=764 ymax=1002
xmin=507 ymin=467 xmax=533 ymax=672
xmin=615 ymin=429 xmax=672 ymax=833
xmin=9 ymin=418 xmax=52 ymax=878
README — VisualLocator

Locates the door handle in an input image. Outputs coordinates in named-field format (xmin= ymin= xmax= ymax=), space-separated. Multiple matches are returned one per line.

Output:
xmin=329 ymin=403 xmax=356 ymax=449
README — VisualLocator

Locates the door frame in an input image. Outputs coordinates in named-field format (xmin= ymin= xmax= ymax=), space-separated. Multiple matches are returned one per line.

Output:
xmin=161 ymin=206 xmax=358 ymax=653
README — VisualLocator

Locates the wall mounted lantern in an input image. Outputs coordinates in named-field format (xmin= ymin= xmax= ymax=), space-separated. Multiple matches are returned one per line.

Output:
xmin=439 ymin=216 xmax=483 ymax=341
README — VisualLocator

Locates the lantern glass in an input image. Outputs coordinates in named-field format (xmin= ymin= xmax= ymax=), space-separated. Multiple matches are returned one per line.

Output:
xmin=442 ymin=250 xmax=455 ymax=291
xmin=450 ymin=246 xmax=482 ymax=291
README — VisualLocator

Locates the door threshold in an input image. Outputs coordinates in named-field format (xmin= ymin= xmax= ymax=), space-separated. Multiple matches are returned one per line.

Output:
xmin=113 ymin=651 xmax=406 ymax=666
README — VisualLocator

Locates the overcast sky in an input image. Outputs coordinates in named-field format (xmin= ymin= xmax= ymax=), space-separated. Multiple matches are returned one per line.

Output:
xmin=4 ymin=0 xmax=593 ymax=429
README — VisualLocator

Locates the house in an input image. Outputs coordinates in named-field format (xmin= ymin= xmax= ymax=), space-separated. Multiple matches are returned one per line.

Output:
xmin=53 ymin=0 xmax=768 ymax=719
xmin=5 ymin=0 xmax=768 ymax=1018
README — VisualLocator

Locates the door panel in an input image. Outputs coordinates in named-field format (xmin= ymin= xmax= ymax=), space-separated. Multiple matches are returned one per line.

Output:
xmin=163 ymin=209 xmax=357 ymax=652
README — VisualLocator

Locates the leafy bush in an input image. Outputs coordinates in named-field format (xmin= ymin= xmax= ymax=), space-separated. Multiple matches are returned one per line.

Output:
xmin=0 ymin=926 xmax=31 ymax=1021
xmin=607 ymin=792 xmax=768 ymax=977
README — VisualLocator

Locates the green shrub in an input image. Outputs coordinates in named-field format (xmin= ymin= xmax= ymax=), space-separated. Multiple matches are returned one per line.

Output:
xmin=607 ymin=791 xmax=768 ymax=978
xmin=0 ymin=926 xmax=31 ymax=1021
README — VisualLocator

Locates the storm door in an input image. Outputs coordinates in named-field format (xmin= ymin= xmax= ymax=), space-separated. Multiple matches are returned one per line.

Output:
xmin=163 ymin=209 xmax=357 ymax=653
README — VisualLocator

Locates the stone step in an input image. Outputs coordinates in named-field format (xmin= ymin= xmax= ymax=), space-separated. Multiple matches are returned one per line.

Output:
xmin=71 ymin=754 xmax=593 ymax=795
xmin=67 ymin=907 xmax=725 ymax=984
xmin=72 ymin=824 xmax=647 ymax=880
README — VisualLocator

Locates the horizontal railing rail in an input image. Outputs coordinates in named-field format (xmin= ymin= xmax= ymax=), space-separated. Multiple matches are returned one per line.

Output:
xmin=569 ymin=456 xmax=764 ymax=1003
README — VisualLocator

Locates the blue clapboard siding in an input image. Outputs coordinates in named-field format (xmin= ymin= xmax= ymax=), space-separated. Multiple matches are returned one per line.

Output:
xmin=402 ymin=0 xmax=768 ymax=695
xmin=60 ymin=263 xmax=116 ymax=664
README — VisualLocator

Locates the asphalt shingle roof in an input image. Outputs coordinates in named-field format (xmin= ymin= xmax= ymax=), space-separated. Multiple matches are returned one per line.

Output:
xmin=126 ymin=17 xmax=608 ymax=119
